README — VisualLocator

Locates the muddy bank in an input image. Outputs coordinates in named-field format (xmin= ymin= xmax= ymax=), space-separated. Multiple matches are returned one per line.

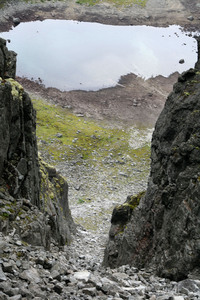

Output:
xmin=17 ymin=72 xmax=179 ymax=126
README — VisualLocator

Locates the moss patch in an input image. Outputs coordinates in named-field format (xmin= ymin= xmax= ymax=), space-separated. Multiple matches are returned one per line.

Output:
xmin=6 ymin=78 xmax=24 ymax=100
xmin=126 ymin=191 xmax=145 ymax=209
xmin=76 ymin=0 xmax=147 ymax=7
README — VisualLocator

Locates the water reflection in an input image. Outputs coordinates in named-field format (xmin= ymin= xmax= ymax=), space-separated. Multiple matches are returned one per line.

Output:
xmin=1 ymin=20 xmax=198 ymax=91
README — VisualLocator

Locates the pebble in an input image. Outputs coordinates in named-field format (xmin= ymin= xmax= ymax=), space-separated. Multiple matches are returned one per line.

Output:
xmin=187 ymin=16 xmax=194 ymax=21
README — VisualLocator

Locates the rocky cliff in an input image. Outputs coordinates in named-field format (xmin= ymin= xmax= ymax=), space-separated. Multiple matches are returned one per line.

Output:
xmin=103 ymin=39 xmax=200 ymax=281
xmin=0 ymin=38 xmax=75 ymax=248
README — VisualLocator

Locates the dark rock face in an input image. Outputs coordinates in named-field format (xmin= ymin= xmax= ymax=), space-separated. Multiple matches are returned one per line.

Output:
xmin=0 ymin=38 xmax=75 ymax=248
xmin=0 ymin=38 xmax=16 ymax=79
xmin=103 ymin=41 xmax=200 ymax=281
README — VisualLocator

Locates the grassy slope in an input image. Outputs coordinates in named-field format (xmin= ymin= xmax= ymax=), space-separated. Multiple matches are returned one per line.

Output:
xmin=5 ymin=0 xmax=148 ymax=7
xmin=32 ymin=97 xmax=150 ymax=169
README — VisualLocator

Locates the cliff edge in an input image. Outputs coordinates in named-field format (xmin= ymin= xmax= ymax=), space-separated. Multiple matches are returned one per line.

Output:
xmin=103 ymin=39 xmax=200 ymax=281
xmin=0 ymin=38 xmax=75 ymax=248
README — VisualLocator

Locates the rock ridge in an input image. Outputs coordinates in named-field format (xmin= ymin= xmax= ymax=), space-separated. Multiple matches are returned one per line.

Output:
xmin=0 ymin=37 xmax=75 ymax=248
xmin=103 ymin=39 xmax=200 ymax=281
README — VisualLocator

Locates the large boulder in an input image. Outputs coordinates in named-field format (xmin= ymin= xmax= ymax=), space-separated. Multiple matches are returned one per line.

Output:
xmin=103 ymin=39 xmax=200 ymax=281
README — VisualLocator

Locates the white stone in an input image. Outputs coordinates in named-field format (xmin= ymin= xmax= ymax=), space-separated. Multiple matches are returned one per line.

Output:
xmin=73 ymin=270 xmax=91 ymax=282
xmin=172 ymin=297 xmax=185 ymax=300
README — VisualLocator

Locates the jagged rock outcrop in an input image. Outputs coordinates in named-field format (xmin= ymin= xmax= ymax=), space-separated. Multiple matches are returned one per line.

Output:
xmin=103 ymin=40 xmax=200 ymax=281
xmin=0 ymin=38 xmax=75 ymax=248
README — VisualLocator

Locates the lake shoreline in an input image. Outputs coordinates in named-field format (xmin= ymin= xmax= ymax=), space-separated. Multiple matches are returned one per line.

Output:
xmin=0 ymin=0 xmax=199 ymax=126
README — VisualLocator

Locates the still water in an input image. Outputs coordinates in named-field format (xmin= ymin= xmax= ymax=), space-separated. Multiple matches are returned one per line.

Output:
xmin=1 ymin=20 xmax=198 ymax=91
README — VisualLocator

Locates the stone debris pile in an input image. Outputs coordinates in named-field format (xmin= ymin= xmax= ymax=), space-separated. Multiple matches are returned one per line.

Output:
xmin=0 ymin=229 xmax=200 ymax=300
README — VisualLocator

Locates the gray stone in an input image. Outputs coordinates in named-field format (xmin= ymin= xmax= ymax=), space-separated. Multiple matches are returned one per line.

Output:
xmin=17 ymin=158 xmax=27 ymax=176
xmin=187 ymin=16 xmax=194 ymax=21
xmin=0 ymin=291 xmax=7 ymax=300
xmin=13 ymin=18 xmax=20 ymax=26
xmin=9 ymin=296 xmax=22 ymax=300
xmin=0 ymin=265 xmax=7 ymax=282
xmin=82 ymin=287 xmax=97 ymax=296
xmin=53 ymin=283 xmax=63 ymax=294
xmin=51 ymin=269 xmax=61 ymax=281
xmin=19 ymin=267 xmax=41 ymax=283
xmin=178 ymin=279 xmax=200 ymax=295
xmin=2 ymin=261 xmax=14 ymax=273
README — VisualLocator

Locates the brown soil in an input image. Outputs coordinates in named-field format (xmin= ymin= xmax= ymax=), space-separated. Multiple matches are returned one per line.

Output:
xmin=17 ymin=73 xmax=179 ymax=127
xmin=1 ymin=0 xmax=200 ymax=126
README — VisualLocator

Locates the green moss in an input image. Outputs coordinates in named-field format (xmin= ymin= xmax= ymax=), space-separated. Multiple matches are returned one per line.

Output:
xmin=16 ymin=251 xmax=24 ymax=258
xmin=78 ymin=198 xmax=85 ymax=204
xmin=127 ymin=191 xmax=145 ymax=209
xmin=1 ymin=212 xmax=9 ymax=218
xmin=183 ymin=91 xmax=190 ymax=97
xmin=76 ymin=0 xmax=147 ymax=7
xmin=6 ymin=78 xmax=24 ymax=100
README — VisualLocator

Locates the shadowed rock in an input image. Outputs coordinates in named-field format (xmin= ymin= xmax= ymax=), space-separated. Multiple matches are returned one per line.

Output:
xmin=103 ymin=38 xmax=200 ymax=281
xmin=0 ymin=38 xmax=75 ymax=248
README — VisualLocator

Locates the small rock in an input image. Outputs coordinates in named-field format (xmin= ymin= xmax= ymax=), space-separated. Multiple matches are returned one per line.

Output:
xmin=179 ymin=59 xmax=185 ymax=64
xmin=170 ymin=296 xmax=185 ymax=300
xmin=53 ymin=283 xmax=63 ymax=294
xmin=82 ymin=287 xmax=97 ymax=296
xmin=13 ymin=17 xmax=20 ymax=26
xmin=51 ymin=270 xmax=61 ymax=281
xmin=0 ymin=266 xmax=7 ymax=282
xmin=187 ymin=16 xmax=194 ymax=21
xmin=19 ymin=267 xmax=41 ymax=283
xmin=73 ymin=270 xmax=91 ymax=282
xmin=15 ymin=240 xmax=22 ymax=246
xmin=2 ymin=262 xmax=14 ymax=273
xmin=9 ymin=296 xmax=22 ymax=300
xmin=40 ymin=139 xmax=48 ymax=144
